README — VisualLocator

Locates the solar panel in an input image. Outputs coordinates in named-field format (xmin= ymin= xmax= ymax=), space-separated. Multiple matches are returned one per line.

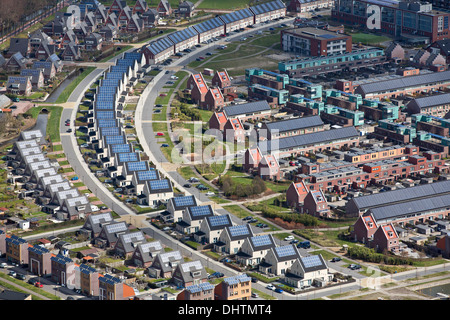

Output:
xmin=160 ymin=250 xmax=182 ymax=263
xmin=173 ymin=195 xmax=196 ymax=208
xmin=275 ymin=245 xmax=296 ymax=258
xmin=97 ymin=119 xmax=118 ymax=128
xmin=100 ymin=127 xmax=121 ymax=136
xmin=95 ymin=110 xmax=115 ymax=119
xmin=118 ymin=152 xmax=139 ymax=163
xmin=105 ymin=135 xmax=125 ymax=145
xmin=105 ymin=222 xmax=127 ymax=234
xmin=79 ymin=263 xmax=97 ymax=274
xmin=181 ymin=260 xmax=203 ymax=273
xmin=301 ymin=255 xmax=323 ymax=268
xmin=228 ymin=225 xmax=250 ymax=238
xmin=251 ymin=235 xmax=272 ymax=247
xmin=121 ymin=231 xmax=145 ymax=243
xmin=208 ymin=215 xmax=230 ymax=227
xmin=149 ymin=179 xmax=171 ymax=190
xmin=136 ymin=170 xmax=158 ymax=181
xmin=139 ymin=241 xmax=162 ymax=253
xmin=90 ymin=212 xmax=113 ymax=224
xmin=126 ymin=161 xmax=147 ymax=172
xmin=110 ymin=144 xmax=131 ymax=154
xmin=189 ymin=205 xmax=212 ymax=217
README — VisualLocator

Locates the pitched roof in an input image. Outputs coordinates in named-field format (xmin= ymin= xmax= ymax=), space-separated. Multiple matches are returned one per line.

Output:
xmin=264 ymin=115 xmax=324 ymax=133
xmin=259 ymin=127 xmax=359 ymax=153
xmin=357 ymin=70 xmax=450 ymax=95
xmin=222 ymin=100 xmax=271 ymax=117
xmin=408 ymin=93 xmax=450 ymax=109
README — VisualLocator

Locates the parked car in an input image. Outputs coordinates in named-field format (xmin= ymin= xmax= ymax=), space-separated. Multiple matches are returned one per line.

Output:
xmin=196 ymin=184 xmax=208 ymax=190
xmin=34 ymin=282 xmax=44 ymax=288
xmin=275 ymin=288 xmax=283 ymax=293
xmin=251 ymin=277 xmax=258 ymax=283
xmin=161 ymin=144 xmax=169 ymax=147
xmin=156 ymin=132 xmax=164 ymax=136
xmin=331 ymin=257 xmax=342 ymax=262
xmin=266 ymin=284 xmax=275 ymax=290
xmin=0 ymin=263 xmax=7 ymax=268
xmin=284 ymin=235 xmax=294 ymax=241
xmin=251 ymin=292 xmax=259 ymax=298
xmin=349 ymin=264 xmax=361 ymax=270
xmin=183 ymin=183 xmax=192 ymax=188
xmin=205 ymin=191 xmax=215 ymax=196
xmin=8 ymin=271 xmax=16 ymax=277
xmin=66 ymin=128 xmax=72 ymax=133
xmin=297 ymin=241 xmax=311 ymax=249
xmin=16 ymin=273 xmax=26 ymax=280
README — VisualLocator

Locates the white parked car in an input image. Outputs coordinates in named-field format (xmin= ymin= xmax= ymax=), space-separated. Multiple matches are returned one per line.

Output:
xmin=266 ymin=284 xmax=275 ymax=290
xmin=205 ymin=191 xmax=215 ymax=196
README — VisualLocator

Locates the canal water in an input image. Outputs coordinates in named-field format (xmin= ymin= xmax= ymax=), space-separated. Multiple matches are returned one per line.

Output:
xmin=419 ymin=283 xmax=450 ymax=298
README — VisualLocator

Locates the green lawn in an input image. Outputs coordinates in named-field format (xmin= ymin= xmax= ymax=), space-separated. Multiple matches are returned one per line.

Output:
xmin=350 ymin=32 xmax=391 ymax=45
xmin=55 ymin=67 xmax=96 ymax=104
xmin=47 ymin=106 xmax=63 ymax=143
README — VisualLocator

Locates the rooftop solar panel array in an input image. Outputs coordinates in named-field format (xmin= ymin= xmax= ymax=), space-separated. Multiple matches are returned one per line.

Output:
xmin=352 ymin=180 xmax=450 ymax=210
xmin=221 ymin=8 xmax=253 ymax=24
xmin=136 ymin=169 xmax=159 ymax=181
xmin=259 ymin=126 xmax=359 ymax=153
xmin=172 ymin=195 xmax=196 ymax=208
xmin=250 ymin=0 xmax=285 ymax=15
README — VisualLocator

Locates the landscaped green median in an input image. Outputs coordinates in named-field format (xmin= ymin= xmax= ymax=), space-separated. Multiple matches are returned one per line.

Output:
xmin=55 ymin=67 xmax=96 ymax=104
xmin=0 ymin=273 xmax=60 ymax=300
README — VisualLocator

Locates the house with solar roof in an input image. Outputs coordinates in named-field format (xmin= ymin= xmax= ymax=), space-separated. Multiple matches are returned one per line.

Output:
xmin=222 ymin=100 xmax=272 ymax=122
xmin=177 ymin=282 xmax=215 ymax=300
xmin=51 ymin=254 xmax=76 ymax=288
xmin=20 ymin=69 xmax=44 ymax=90
xmin=250 ymin=0 xmax=286 ymax=24
xmin=203 ymin=87 xmax=225 ymax=111
xmin=259 ymin=115 xmax=325 ymax=140
xmin=118 ymin=160 xmax=150 ymax=186
xmin=186 ymin=73 xmax=209 ymax=105
xmin=193 ymin=17 xmax=225 ymax=43
xmin=345 ymin=180 xmax=450 ymax=216
xmin=6 ymin=75 xmax=32 ymax=96
xmin=286 ymin=181 xmax=309 ymax=209
xmin=131 ymin=169 xmax=160 ymax=195
xmin=243 ymin=147 xmax=263 ymax=173
xmin=258 ymin=154 xmax=281 ymax=181
xmin=214 ymin=224 xmax=254 ymax=254
xmin=148 ymin=250 xmax=183 ymax=278
xmin=94 ymin=221 xmax=129 ymax=248
xmin=216 ymin=274 xmax=252 ymax=300
xmin=299 ymin=189 xmax=331 ymax=218
xmin=141 ymin=178 xmax=174 ymax=206
xmin=372 ymin=223 xmax=400 ymax=253
xmin=77 ymin=263 xmax=100 ymax=296
xmin=35 ymin=174 xmax=66 ymax=197
xmin=33 ymin=61 xmax=57 ymax=79
xmin=131 ymin=240 xmax=163 ymax=268
xmin=172 ymin=260 xmax=208 ymax=288
xmin=176 ymin=204 xmax=215 ymax=234
xmin=259 ymin=244 xmax=301 ymax=276
xmin=5 ymin=235 xmax=29 ymax=265
xmin=99 ymin=273 xmax=136 ymax=300
xmin=166 ymin=195 xmax=198 ymax=223
xmin=223 ymin=117 xmax=245 ymax=143
xmin=209 ymin=111 xmax=228 ymax=131
xmin=57 ymin=195 xmax=93 ymax=220
xmin=194 ymin=214 xmax=233 ymax=244
xmin=235 ymin=234 xmax=276 ymax=266
xmin=143 ymin=36 xmax=175 ymax=65
xmin=168 ymin=26 xmax=198 ymax=53
xmin=219 ymin=8 xmax=254 ymax=33
xmin=80 ymin=211 xmax=114 ymax=239
xmin=114 ymin=230 xmax=147 ymax=259
xmin=28 ymin=244 xmax=52 ymax=276
xmin=284 ymin=254 xmax=332 ymax=288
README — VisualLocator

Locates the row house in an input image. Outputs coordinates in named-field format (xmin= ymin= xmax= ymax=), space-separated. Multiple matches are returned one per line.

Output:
xmin=157 ymin=0 xmax=173 ymax=17
xmin=345 ymin=179 xmax=450 ymax=217
xmin=257 ymin=126 xmax=360 ymax=159
xmin=172 ymin=260 xmax=208 ymax=288
xmin=202 ymin=87 xmax=225 ymax=111
xmin=133 ymin=0 xmax=149 ymax=15
xmin=20 ymin=69 xmax=44 ymax=90
xmin=250 ymin=0 xmax=286 ymax=24
xmin=6 ymin=76 xmax=32 ymax=96
xmin=214 ymin=274 xmax=252 ymax=300
xmin=284 ymin=254 xmax=333 ymax=289
xmin=406 ymin=93 xmax=450 ymax=118
xmin=186 ymin=73 xmax=209 ymax=105
xmin=259 ymin=115 xmax=325 ymax=140
xmin=257 ymin=154 xmax=282 ymax=181
xmin=412 ymin=114 xmax=450 ymax=138
xmin=193 ymin=17 xmax=225 ymax=43
xmin=298 ymin=189 xmax=331 ymax=218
